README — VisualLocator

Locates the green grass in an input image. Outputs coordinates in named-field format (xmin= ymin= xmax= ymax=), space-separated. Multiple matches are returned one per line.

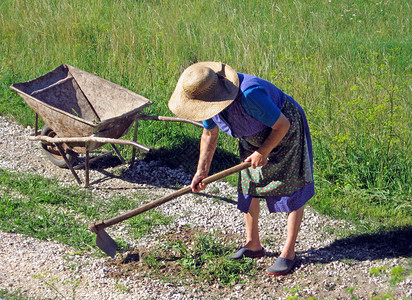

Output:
xmin=0 ymin=0 xmax=411 ymax=230
xmin=128 ymin=210 xmax=173 ymax=238
xmin=0 ymin=289 xmax=28 ymax=300
xmin=370 ymin=260 xmax=412 ymax=287
xmin=0 ymin=168 xmax=173 ymax=252
xmin=0 ymin=169 xmax=97 ymax=249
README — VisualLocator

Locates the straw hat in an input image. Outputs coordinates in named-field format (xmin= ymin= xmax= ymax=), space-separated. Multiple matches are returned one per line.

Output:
xmin=168 ymin=61 xmax=239 ymax=121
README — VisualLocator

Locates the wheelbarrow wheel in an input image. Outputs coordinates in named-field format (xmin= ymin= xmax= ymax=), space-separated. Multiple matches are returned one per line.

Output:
xmin=40 ymin=125 xmax=77 ymax=168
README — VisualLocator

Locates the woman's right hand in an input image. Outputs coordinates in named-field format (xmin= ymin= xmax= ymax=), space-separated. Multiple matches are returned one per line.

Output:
xmin=191 ymin=173 xmax=207 ymax=193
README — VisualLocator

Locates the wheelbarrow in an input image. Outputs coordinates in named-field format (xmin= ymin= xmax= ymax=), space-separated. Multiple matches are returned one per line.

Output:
xmin=10 ymin=64 xmax=202 ymax=187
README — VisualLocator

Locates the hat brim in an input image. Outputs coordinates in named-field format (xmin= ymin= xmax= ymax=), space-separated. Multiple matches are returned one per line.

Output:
xmin=168 ymin=62 xmax=239 ymax=121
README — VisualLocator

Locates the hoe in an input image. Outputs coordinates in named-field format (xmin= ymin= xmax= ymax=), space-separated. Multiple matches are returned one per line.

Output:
xmin=89 ymin=161 xmax=251 ymax=257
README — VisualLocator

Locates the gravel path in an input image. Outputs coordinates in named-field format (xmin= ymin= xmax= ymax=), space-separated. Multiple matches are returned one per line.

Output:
xmin=0 ymin=115 xmax=410 ymax=299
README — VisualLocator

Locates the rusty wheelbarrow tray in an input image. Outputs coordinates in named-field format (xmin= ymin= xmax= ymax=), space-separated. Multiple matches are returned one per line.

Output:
xmin=10 ymin=64 xmax=202 ymax=187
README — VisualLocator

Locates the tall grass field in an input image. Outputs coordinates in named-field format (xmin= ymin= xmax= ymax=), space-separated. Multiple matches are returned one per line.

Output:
xmin=0 ymin=0 xmax=410 ymax=232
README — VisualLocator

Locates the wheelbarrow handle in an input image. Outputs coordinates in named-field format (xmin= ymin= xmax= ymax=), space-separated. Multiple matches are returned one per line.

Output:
xmin=29 ymin=135 xmax=151 ymax=152
xmin=89 ymin=161 xmax=251 ymax=233
xmin=136 ymin=114 xmax=203 ymax=128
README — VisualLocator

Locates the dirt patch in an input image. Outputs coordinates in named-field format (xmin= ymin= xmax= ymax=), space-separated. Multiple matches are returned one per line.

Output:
xmin=108 ymin=227 xmax=241 ymax=279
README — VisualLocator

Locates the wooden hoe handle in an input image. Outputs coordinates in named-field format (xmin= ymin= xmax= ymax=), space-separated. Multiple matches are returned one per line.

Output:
xmin=89 ymin=161 xmax=251 ymax=233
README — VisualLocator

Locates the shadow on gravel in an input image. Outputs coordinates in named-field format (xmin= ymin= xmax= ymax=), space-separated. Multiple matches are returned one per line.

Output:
xmin=143 ymin=136 xmax=239 ymax=174
xmin=82 ymin=136 xmax=239 ymax=189
xmin=303 ymin=226 xmax=412 ymax=264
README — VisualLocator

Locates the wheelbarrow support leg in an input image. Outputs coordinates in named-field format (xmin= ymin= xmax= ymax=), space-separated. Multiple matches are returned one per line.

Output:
xmin=110 ymin=144 xmax=126 ymax=165
xmin=131 ymin=119 xmax=138 ymax=166
xmin=56 ymin=143 xmax=82 ymax=185
xmin=35 ymin=114 xmax=39 ymax=136
xmin=85 ymin=150 xmax=90 ymax=188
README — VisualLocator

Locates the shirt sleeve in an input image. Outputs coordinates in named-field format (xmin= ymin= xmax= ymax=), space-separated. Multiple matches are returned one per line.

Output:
xmin=241 ymin=86 xmax=281 ymax=127
xmin=202 ymin=118 xmax=217 ymax=130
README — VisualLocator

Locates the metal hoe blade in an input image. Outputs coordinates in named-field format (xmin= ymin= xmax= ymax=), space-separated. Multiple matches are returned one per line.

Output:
xmin=95 ymin=229 xmax=118 ymax=258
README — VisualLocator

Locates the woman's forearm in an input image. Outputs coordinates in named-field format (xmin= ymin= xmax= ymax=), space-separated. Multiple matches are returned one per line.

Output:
xmin=258 ymin=114 xmax=290 ymax=157
xmin=197 ymin=127 xmax=219 ymax=176
xmin=246 ymin=113 xmax=290 ymax=168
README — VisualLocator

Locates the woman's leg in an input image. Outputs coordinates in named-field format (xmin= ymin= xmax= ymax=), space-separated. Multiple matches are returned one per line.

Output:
xmin=280 ymin=205 xmax=304 ymax=259
xmin=244 ymin=197 xmax=263 ymax=251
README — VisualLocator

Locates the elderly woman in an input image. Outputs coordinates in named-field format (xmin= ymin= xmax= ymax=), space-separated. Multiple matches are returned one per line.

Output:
xmin=168 ymin=62 xmax=314 ymax=275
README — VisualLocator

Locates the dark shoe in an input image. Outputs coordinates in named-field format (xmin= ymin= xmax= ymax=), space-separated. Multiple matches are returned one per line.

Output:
xmin=229 ymin=247 xmax=265 ymax=260
xmin=266 ymin=256 xmax=297 ymax=275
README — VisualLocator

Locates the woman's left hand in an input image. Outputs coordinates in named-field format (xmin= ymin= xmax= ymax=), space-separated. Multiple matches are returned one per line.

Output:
xmin=245 ymin=151 xmax=268 ymax=169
